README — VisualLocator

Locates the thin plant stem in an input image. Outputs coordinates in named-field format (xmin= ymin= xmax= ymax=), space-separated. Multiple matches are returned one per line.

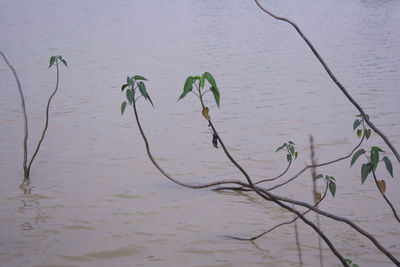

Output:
xmin=0 ymin=50 xmax=29 ymax=180
xmin=254 ymin=0 xmax=400 ymax=164
xmin=293 ymin=202 xmax=303 ymax=267
xmin=27 ymin=60 xmax=60 ymax=177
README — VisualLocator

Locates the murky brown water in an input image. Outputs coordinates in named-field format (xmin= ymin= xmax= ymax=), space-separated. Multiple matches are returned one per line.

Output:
xmin=1 ymin=0 xmax=400 ymax=266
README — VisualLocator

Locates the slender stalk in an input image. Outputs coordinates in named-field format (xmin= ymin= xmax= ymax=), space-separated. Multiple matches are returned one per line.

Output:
xmin=254 ymin=0 xmax=400 ymax=163
xmin=26 ymin=60 xmax=60 ymax=177
xmin=310 ymin=135 xmax=324 ymax=267
xmin=0 ymin=50 xmax=29 ymax=180
xmin=293 ymin=202 xmax=303 ymax=267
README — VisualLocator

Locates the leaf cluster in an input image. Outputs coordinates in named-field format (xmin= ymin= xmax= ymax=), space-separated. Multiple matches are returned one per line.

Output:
xmin=121 ymin=75 xmax=153 ymax=114
xmin=315 ymin=174 xmax=336 ymax=198
xmin=178 ymin=72 xmax=220 ymax=108
xmin=276 ymin=141 xmax=298 ymax=162
xmin=49 ymin=55 xmax=67 ymax=68
xmin=351 ymin=146 xmax=394 ymax=184
xmin=353 ymin=114 xmax=371 ymax=139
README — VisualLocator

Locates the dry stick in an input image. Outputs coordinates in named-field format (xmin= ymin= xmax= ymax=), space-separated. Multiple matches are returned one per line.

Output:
xmin=0 ymin=50 xmax=29 ymax=180
xmin=255 ymin=187 xmax=400 ymax=265
xmin=310 ymin=135 xmax=324 ymax=267
xmin=132 ymin=100 xmax=347 ymax=265
xmin=293 ymin=202 xmax=304 ymax=267
xmin=371 ymin=168 xmax=400 ymax=223
xmin=26 ymin=60 xmax=60 ymax=177
xmin=254 ymin=0 xmax=400 ymax=164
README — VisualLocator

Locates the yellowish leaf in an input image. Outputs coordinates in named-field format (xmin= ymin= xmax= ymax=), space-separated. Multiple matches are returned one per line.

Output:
xmin=316 ymin=193 xmax=321 ymax=202
xmin=202 ymin=107 xmax=210 ymax=120
xmin=377 ymin=180 xmax=386 ymax=195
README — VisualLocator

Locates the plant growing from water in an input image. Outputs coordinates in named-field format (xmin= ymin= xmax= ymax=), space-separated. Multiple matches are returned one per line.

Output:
xmin=0 ymin=51 xmax=67 ymax=185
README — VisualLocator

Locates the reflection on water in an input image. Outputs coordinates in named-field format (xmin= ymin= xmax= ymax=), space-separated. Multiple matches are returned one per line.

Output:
xmin=1 ymin=0 xmax=400 ymax=266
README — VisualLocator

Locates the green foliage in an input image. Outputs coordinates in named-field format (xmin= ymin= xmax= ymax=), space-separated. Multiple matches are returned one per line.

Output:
xmin=120 ymin=75 xmax=153 ymax=114
xmin=276 ymin=141 xmax=298 ymax=162
xmin=353 ymin=114 xmax=371 ymax=140
xmin=49 ymin=55 xmax=67 ymax=68
xmin=345 ymin=258 xmax=359 ymax=267
xmin=178 ymin=72 xmax=220 ymax=108
xmin=315 ymin=174 xmax=336 ymax=198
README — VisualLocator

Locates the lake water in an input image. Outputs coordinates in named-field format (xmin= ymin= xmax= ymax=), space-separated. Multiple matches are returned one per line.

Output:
xmin=1 ymin=0 xmax=400 ymax=266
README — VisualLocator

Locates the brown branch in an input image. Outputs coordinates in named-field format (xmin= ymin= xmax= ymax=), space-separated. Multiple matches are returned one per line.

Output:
xmin=254 ymin=0 xmax=400 ymax=164
xmin=293 ymin=202 xmax=303 ymax=267
xmin=27 ymin=59 xmax=60 ymax=177
xmin=254 ymin=156 xmax=292 ymax=184
xmin=0 ymin=50 xmax=29 ymax=181
xmin=371 ymin=168 xmax=400 ymax=223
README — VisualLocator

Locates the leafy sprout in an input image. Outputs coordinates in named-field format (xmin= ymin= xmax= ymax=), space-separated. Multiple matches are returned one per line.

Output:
xmin=120 ymin=75 xmax=153 ymax=115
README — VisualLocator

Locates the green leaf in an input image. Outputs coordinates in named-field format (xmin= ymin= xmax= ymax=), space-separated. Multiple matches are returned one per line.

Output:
xmin=315 ymin=174 xmax=323 ymax=180
xmin=178 ymin=76 xmax=194 ymax=101
xmin=361 ymin=163 xmax=371 ymax=184
xmin=138 ymin=81 xmax=154 ymax=107
xmin=329 ymin=182 xmax=336 ymax=198
xmin=365 ymin=129 xmax=371 ymax=139
xmin=370 ymin=150 xmax=379 ymax=171
xmin=287 ymin=154 xmax=292 ymax=162
xmin=371 ymin=146 xmax=384 ymax=152
xmin=133 ymin=75 xmax=147 ymax=81
xmin=121 ymin=101 xmax=127 ymax=115
xmin=126 ymin=89 xmax=134 ymax=105
xmin=289 ymin=145 xmax=295 ymax=156
xmin=295 ymin=151 xmax=298 ymax=159
xmin=288 ymin=141 xmax=294 ymax=145
xmin=121 ymin=84 xmax=128 ymax=92
xmin=275 ymin=145 xmax=285 ymax=152
xmin=345 ymin=259 xmax=352 ymax=264
xmin=357 ymin=129 xmax=362 ymax=138
xmin=203 ymin=72 xmax=220 ymax=107
xmin=200 ymin=76 xmax=205 ymax=88
xmin=353 ymin=264 xmax=359 ymax=267
xmin=60 ymin=58 xmax=67 ymax=67
xmin=353 ymin=119 xmax=361 ymax=130
xmin=382 ymin=156 xmax=393 ymax=177
xmin=351 ymin=149 xmax=365 ymax=167
xmin=49 ymin=56 xmax=57 ymax=68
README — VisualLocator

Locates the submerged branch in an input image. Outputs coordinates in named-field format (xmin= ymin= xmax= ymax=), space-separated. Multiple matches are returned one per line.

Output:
xmin=0 ymin=50 xmax=29 ymax=180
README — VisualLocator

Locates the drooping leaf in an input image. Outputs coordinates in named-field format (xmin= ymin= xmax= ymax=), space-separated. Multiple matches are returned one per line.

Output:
xmin=377 ymin=180 xmax=386 ymax=195
xmin=202 ymin=107 xmax=210 ymax=120
xmin=200 ymin=76 xmax=205 ymax=89
xmin=329 ymin=182 xmax=336 ymax=198
xmin=361 ymin=163 xmax=371 ymax=184
xmin=49 ymin=56 xmax=56 ymax=68
xmin=353 ymin=119 xmax=361 ymax=130
xmin=327 ymin=176 xmax=336 ymax=182
xmin=138 ymin=81 xmax=154 ymax=107
xmin=288 ymin=141 xmax=294 ymax=145
xmin=382 ymin=156 xmax=393 ymax=177
xmin=127 ymin=76 xmax=130 ymax=85
xmin=295 ymin=151 xmax=298 ymax=159
xmin=126 ymin=89 xmax=134 ymax=105
xmin=316 ymin=193 xmax=321 ymax=202
xmin=178 ymin=76 xmax=194 ymax=101
xmin=371 ymin=146 xmax=384 ymax=152
xmin=121 ymin=84 xmax=128 ymax=92
xmin=357 ymin=129 xmax=362 ymax=138
xmin=60 ymin=57 xmax=67 ymax=67
xmin=121 ymin=101 xmax=127 ymax=115
xmin=351 ymin=149 xmax=365 ymax=167
xmin=315 ymin=174 xmax=323 ymax=180
xmin=370 ymin=150 xmax=379 ymax=171
xmin=204 ymin=72 xmax=220 ymax=107
xmin=287 ymin=154 xmax=292 ymax=162
xmin=275 ymin=145 xmax=285 ymax=152
xmin=133 ymin=75 xmax=147 ymax=81
xmin=289 ymin=145 xmax=295 ymax=156
xmin=365 ymin=129 xmax=371 ymax=139
xmin=345 ymin=259 xmax=352 ymax=264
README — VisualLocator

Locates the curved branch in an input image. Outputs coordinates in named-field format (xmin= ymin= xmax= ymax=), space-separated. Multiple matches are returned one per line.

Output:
xmin=27 ymin=60 xmax=60 ymax=176
xmin=254 ymin=0 xmax=400 ymax=164
xmin=254 ymin=156 xmax=292 ymax=184
xmin=0 ymin=50 xmax=29 ymax=180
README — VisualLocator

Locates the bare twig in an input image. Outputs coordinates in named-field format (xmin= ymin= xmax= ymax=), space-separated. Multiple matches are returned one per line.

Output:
xmin=254 ymin=0 xmax=400 ymax=164
xmin=310 ymin=135 xmax=324 ymax=267
xmin=293 ymin=202 xmax=303 ymax=267
xmin=0 ymin=50 xmax=29 ymax=181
